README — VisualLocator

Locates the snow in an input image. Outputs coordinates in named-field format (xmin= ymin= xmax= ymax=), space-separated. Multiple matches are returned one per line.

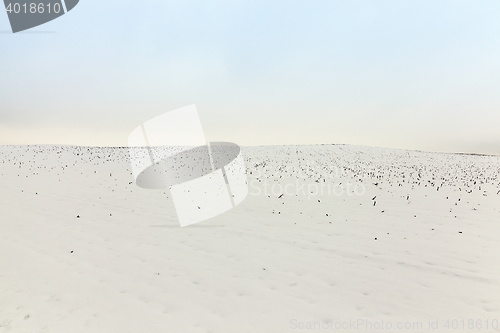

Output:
xmin=1 ymin=144 xmax=499 ymax=332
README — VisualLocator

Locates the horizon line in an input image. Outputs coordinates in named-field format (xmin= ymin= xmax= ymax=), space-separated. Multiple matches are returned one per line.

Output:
xmin=0 ymin=143 xmax=498 ymax=157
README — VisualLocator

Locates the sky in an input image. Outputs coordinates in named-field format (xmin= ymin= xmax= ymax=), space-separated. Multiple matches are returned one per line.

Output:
xmin=1 ymin=0 xmax=500 ymax=154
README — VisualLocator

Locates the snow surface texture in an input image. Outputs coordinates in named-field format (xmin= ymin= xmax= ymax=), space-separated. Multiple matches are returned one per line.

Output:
xmin=1 ymin=145 xmax=499 ymax=333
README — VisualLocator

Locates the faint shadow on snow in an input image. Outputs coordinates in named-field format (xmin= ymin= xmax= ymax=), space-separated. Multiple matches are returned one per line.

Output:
xmin=149 ymin=225 xmax=225 ymax=228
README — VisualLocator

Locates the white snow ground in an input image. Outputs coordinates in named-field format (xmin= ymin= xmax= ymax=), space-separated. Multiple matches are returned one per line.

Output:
xmin=1 ymin=144 xmax=499 ymax=333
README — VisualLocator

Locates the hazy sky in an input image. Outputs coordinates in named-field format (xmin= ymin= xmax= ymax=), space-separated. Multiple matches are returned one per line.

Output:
xmin=1 ymin=0 xmax=499 ymax=154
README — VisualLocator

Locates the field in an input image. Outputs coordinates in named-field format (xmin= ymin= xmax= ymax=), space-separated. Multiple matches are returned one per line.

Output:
xmin=1 ymin=145 xmax=499 ymax=332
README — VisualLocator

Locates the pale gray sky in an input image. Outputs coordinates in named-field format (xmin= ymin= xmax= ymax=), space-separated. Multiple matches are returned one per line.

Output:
xmin=1 ymin=0 xmax=499 ymax=154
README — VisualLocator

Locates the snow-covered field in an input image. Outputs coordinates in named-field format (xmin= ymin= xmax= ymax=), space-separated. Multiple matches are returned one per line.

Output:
xmin=1 ymin=145 xmax=499 ymax=333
